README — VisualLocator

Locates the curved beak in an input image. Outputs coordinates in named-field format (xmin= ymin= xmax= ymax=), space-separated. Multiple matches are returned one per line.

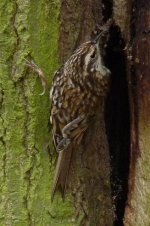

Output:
xmin=92 ymin=33 xmax=102 ymax=44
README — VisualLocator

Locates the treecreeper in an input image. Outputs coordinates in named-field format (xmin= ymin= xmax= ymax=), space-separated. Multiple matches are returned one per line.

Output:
xmin=25 ymin=20 xmax=113 ymax=201
xmin=50 ymin=19 xmax=113 ymax=200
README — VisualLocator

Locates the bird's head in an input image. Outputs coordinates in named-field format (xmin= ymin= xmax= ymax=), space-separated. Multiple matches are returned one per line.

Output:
xmin=65 ymin=20 xmax=113 ymax=81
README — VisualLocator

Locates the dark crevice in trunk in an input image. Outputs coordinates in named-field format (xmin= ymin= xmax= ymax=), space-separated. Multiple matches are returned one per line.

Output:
xmin=105 ymin=26 xmax=130 ymax=226
xmin=101 ymin=0 xmax=113 ymax=22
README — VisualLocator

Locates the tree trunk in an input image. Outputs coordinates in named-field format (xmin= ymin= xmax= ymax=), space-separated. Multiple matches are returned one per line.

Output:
xmin=123 ymin=1 xmax=150 ymax=226
xmin=0 ymin=1 xmax=75 ymax=225
xmin=114 ymin=0 xmax=150 ymax=225
xmin=1 ymin=0 xmax=150 ymax=226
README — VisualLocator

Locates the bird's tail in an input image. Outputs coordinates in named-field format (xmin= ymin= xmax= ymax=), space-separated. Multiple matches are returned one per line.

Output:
xmin=51 ymin=146 xmax=73 ymax=201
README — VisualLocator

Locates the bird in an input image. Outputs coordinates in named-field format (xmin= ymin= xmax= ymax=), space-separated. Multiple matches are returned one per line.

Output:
xmin=50 ymin=20 xmax=112 ymax=201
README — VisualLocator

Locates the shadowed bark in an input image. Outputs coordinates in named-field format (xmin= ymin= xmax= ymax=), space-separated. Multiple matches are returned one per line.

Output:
xmin=124 ymin=1 xmax=150 ymax=225
xmin=114 ymin=0 xmax=150 ymax=225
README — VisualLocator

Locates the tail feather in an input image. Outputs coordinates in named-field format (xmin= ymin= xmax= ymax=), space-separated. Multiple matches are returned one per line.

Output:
xmin=51 ymin=147 xmax=73 ymax=201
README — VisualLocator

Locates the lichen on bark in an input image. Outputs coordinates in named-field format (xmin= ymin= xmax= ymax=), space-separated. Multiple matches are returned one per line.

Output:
xmin=0 ymin=0 xmax=76 ymax=225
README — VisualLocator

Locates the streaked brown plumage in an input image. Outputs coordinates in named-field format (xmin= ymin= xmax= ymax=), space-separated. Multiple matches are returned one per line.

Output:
xmin=50 ymin=22 xmax=112 ymax=200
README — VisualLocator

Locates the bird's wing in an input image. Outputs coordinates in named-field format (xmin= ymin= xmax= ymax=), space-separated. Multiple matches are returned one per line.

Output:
xmin=50 ymin=66 xmax=66 ymax=148
xmin=50 ymin=67 xmax=89 ymax=151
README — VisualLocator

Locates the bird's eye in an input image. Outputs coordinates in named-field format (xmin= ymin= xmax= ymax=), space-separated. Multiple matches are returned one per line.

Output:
xmin=90 ymin=51 xmax=96 ymax=59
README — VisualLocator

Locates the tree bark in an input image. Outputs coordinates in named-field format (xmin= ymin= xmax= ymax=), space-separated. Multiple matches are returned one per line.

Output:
xmin=0 ymin=1 xmax=75 ymax=225
xmin=114 ymin=0 xmax=150 ymax=225
xmin=1 ymin=0 xmax=150 ymax=226
xmin=124 ymin=1 xmax=150 ymax=225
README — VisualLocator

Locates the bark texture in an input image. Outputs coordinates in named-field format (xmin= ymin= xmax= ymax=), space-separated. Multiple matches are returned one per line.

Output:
xmin=114 ymin=0 xmax=150 ymax=225
xmin=124 ymin=1 xmax=150 ymax=225
xmin=0 ymin=1 xmax=75 ymax=225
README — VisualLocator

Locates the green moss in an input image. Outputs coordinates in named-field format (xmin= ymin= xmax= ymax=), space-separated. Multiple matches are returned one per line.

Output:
xmin=0 ymin=0 xmax=76 ymax=225
xmin=29 ymin=0 xmax=60 ymax=78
